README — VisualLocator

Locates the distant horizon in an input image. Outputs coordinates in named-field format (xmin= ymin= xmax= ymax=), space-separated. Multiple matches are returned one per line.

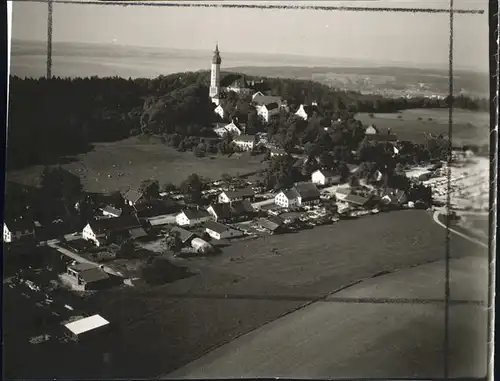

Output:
xmin=11 ymin=39 xmax=489 ymax=75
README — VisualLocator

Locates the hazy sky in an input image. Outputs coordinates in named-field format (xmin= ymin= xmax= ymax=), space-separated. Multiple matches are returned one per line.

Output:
xmin=11 ymin=0 xmax=489 ymax=71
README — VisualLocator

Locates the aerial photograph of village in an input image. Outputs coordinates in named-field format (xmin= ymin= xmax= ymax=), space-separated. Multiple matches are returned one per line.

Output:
xmin=3 ymin=0 xmax=491 ymax=379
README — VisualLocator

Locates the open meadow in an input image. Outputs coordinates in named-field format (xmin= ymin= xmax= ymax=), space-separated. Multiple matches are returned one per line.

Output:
xmin=5 ymin=210 xmax=486 ymax=379
xmin=356 ymin=108 xmax=489 ymax=145
xmin=6 ymin=136 xmax=267 ymax=193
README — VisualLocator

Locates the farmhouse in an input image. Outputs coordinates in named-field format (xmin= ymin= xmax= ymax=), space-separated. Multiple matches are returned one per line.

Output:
xmin=206 ymin=203 xmax=232 ymax=222
xmin=311 ymin=169 xmax=342 ymax=186
xmin=213 ymin=121 xmax=242 ymax=137
xmin=64 ymin=263 xmax=111 ymax=290
xmin=295 ymin=104 xmax=321 ymax=120
xmin=343 ymin=194 xmax=374 ymax=208
xmin=169 ymin=226 xmax=196 ymax=244
xmin=218 ymin=188 xmax=255 ymax=204
xmin=275 ymin=182 xmax=320 ymax=208
xmin=292 ymin=182 xmax=321 ymax=205
xmin=257 ymin=102 xmax=280 ymax=123
xmin=123 ymin=189 xmax=145 ymax=207
xmin=365 ymin=124 xmax=379 ymax=135
xmin=64 ymin=314 xmax=110 ymax=341
xmin=335 ymin=186 xmax=352 ymax=201
xmin=82 ymin=215 xmax=142 ymax=246
xmin=225 ymin=76 xmax=253 ymax=95
xmin=3 ymin=218 xmax=36 ymax=244
xmin=257 ymin=217 xmax=285 ymax=234
xmin=176 ymin=209 xmax=212 ymax=227
xmin=232 ymin=135 xmax=256 ymax=151
xmin=381 ymin=189 xmax=408 ymax=206
xmin=229 ymin=199 xmax=255 ymax=220
xmin=205 ymin=221 xmax=244 ymax=240
xmin=214 ymin=104 xmax=225 ymax=119
xmin=275 ymin=189 xmax=300 ymax=208
xmin=100 ymin=206 xmax=122 ymax=218
xmin=252 ymin=93 xmax=282 ymax=107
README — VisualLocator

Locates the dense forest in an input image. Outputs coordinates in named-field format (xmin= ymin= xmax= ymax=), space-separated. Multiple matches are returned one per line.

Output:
xmin=7 ymin=71 xmax=488 ymax=170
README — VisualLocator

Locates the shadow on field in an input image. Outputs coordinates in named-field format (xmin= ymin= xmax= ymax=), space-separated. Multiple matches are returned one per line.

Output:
xmin=141 ymin=258 xmax=194 ymax=286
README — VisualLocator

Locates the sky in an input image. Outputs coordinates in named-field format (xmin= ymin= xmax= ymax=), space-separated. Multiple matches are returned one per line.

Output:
xmin=10 ymin=0 xmax=489 ymax=72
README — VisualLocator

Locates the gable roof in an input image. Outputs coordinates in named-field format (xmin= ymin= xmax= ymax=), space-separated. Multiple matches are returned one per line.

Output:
xmin=365 ymin=125 xmax=379 ymax=133
xmin=233 ymin=135 xmax=255 ymax=143
xmin=68 ymin=263 xmax=110 ymax=283
xmin=170 ymin=226 xmax=195 ymax=243
xmin=207 ymin=203 xmax=232 ymax=219
xmin=123 ymin=189 xmax=143 ymax=204
xmin=4 ymin=217 xmax=35 ymax=232
xmin=279 ymin=188 xmax=300 ymax=200
xmin=253 ymin=95 xmax=282 ymax=106
xmin=87 ymin=215 xmax=142 ymax=235
xmin=181 ymin=209 xmax=211 ymax=220
xmin=257 ymin=217 xmax=283 ymax=231
xmin=344 ymin=193 xmax=372 ymax=206
xmin=205 ymin=220 xmax=234 ymax=234
xmin=336 ymin=186 xmax=352 ymax=195
xmin=292 ymin=182 xmax=320 ymax=201
xmin=230 ymin=199 xmax=255 ymax=215
xmin=296 ymin=104 xmax=321 ymax=118
xmin=129 ymin=227 xmax=148 ymax=239
xmin=223 ymin=188 xmax=255 ymax=199
xmin=314 ymin=169 xmax=338 ymax=178
xmin=101 ymin=206 xmax=122 ymax=217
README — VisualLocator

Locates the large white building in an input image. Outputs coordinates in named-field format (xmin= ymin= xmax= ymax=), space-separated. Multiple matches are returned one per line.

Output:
xmin=257 ymin=102 xmax=280 ymax=123
xmin=209 ymin=44 xmax=222 ymax=106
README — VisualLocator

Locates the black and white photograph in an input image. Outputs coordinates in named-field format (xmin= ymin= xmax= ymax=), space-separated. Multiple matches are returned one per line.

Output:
xmin=3 ymin=0 xmax=494 ymax=379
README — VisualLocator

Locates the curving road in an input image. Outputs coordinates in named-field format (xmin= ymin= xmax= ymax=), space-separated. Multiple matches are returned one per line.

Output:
xmin=166 ymin=212 xmax=489 ymax=380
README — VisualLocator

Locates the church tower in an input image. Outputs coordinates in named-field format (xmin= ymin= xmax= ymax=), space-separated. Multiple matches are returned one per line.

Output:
xmin=209 ymin=43 xmax=222 ymax=106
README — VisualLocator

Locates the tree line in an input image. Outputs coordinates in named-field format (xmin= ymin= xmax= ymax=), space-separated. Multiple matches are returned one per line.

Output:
xmin=7 ymin=71 xmax=488 ymax=169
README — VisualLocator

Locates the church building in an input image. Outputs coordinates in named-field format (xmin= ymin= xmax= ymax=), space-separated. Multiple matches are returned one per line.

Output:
xmin=209 ymin=44 xmax=222 ymax=106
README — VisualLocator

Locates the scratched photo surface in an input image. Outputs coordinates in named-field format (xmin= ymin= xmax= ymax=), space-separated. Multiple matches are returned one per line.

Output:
xmin=4 ymin=0 xmax=491 ymax=379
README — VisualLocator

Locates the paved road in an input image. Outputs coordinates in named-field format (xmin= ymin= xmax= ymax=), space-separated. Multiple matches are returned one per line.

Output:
xmin=166 ymin=215 xmax=489 ymax=380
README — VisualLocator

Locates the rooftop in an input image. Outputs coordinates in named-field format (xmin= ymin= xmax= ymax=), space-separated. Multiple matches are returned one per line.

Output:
xmin=205 ymin=221 xmax=233 ymax=234
xmin=170 ymin=226 xmax=196 ymax=243
xmin=293 ymin=182 xmax=321 ymax=201
xmin=123 ymin=189 xmax=143 ymax=204
xmin=182 ymin=209 xmax=211 ymax=220
xmin=64 ymin=314 xmax=110 ymax=336
xmin=87 ymin=215 xmax=142 ymax=235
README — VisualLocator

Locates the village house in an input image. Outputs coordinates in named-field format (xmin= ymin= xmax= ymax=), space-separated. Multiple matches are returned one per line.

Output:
xmin=293 ymin=182 xmax=321 ymax=205
xmin=295 ymin=104 xmax=321 ymax=120
xmin=213 ymin=121 xmax=242 ymax=137
xmin=63 ymin=263 xmax=111 ymax=291
xmin=252 ymin=93 xmax=283 ymax=107
xmin=270 ymin=147 xmax=287 ymax=157
xmin=82 ymin=215 xmax=142 ymax=246
xmin=311 ymin=169 xmax=342 ymax=186
xmin=3 ymin=218 xmax=36 ymax=244
xmin=100 ymin=206 xmax=122 ymax=218
xmin=214 ymin=104 xmax=225 ymax=119
xmin=64 ymin=314 xmax=110 ymax=341
xmin=275 ymin=182 xmax=321 ymax=208
xmin=365 ymin=124 xmax=379 ymax=135
xmin=343 ymin=193 xmax=376 ymax=209
xmin=274 ymin=189 xmax=300 ymax=208
xmin=256 ymin=102 xmax=280 ymax=123
xmin=232 ymin=135 xmax=257 ymax=151
xmin=225 ymin=76 xmax=253 ymax=95
xmin=205 ymin=221 xmax=245 ymax=240
xmin=256 ymin=216 xmax=285 ymax=234
xmin=335 ymin=186 xmax=352 ymax=201
xmin=218 ymin=188 xmax=255 ymax=204
xmin=123 ymin=189 xmax=145 ymax=207
xmin=169 ymin=226 xmax=197 ymax=245
xmin=206 ymin=203 xmax=232 ymax=222
xmin=176 ymin=209 xmax=212 ymax=227
xmin=381 ymin=189 xmax=408 ymax=206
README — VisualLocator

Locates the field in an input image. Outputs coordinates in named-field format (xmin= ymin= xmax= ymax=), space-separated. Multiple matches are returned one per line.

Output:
xmin=356 ymin=108 xmax=489 ymax=145
xmin=4 ymin=210 xmax=487 ymax=379
xmin=6 ymin=136 xmax=266 ymax=193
